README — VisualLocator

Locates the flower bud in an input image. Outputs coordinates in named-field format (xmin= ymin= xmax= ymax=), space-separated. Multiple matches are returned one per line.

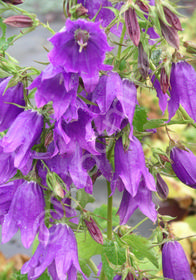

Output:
xmin=156 ymin=173 xmax=169 ymax=199
xmin=163 ymin=6 xmax=182 ymax=31
xmin=125 ymin=7 xmax=140 ymax=47
xmin=170 ymin=147 xmax=196 ymax=188
xmin=160 ymin=67 xmax=169 ymax=93
xmin=3 ymin=15 xmax=33 ymax=28
xmin=138 ymin=42 xmax=149 ymax=79
xmin=2 ymin=0 xmax=23 ymax=4
xmin=162 ymin=241 xmax=194 ymax=280
xmin=135 ymin=0 xmax=149 ymax=13
xmin=76 ymin=4 xmax=88 ymax=17
xmin=84 ymin=216 xmax=103 ymax=245
xmin=159 ymin=18 xmax=179 ymax=49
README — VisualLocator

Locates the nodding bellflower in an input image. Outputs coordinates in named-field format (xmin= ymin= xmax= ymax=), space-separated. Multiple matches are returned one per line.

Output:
xmin=48 ymin=19 xmax=113 ymax=92
xmin=162 ymin=241 xmax=194 ymax=280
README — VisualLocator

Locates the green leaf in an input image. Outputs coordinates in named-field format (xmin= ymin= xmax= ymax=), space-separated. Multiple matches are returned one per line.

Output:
xmin=13 ymin=270 xmax=50 ymax=280
xmin=122 ymin=234 xmax=159 ymax=268
xmin=101 ymin=240 xmax=126 ymax=280
xmin=79 ymin=258 xmax=92 ymax=277
xmin=76 ymin=188 xmax=95 ymax=210
xmin=143 ymin=119 xmax=165 ymax=130
xmin=93 ymin=204 xmax=119 ymax=229
xmin=76 ymin=231 xmax=103 ymax=260
xmin=132 ymin=105 xmax=148 ymax=132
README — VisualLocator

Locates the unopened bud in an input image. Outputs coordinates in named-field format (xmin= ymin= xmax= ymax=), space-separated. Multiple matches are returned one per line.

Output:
xmin=159 ymin=19 xmax=179 ymax=49
xmin=76 ymin=4 xmax=88 ymax=17
xmin=84 ymin=216 xmax=103 ymax=245
xmin=138 ymin=42 xmax=149 ymax=79
xmin=2 ymin=0 xmax=23 ymax=4
xmin=156 ymin=173 xmax=169 ymax=199
xmin=160 ymin=67 xmax=169 ymax=94
xmin=136 ymin=0 xmax=149 ymax=13
xmin=3 ymin=15 xmax=33 ymax=28
xmin=125 ymin=272 xmax=134 ymax=280
xmin=163 ymin=6 xmax=182 ymax=31
xmin=125 ymin=7 xmax=140 ymax=47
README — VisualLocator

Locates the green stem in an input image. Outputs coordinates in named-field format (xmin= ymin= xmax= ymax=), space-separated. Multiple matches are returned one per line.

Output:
xmin=117 ymin=23 xmax=126 ymax=61
xmin=100 ymin=269 xmax=107 ymax=280
xmin=178 ymin=106 xmax=196 ymax=129
xmin=86 ymin=259 xmax=98 ymax=276
xmin=107 ymin=180 xmax=113 ymax=240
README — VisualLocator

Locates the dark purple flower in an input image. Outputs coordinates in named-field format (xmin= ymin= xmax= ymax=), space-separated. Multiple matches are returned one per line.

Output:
xmin=162 ymin=241 xmax=194 ymax=280
xmin=0 ymin=144 xmax=17 ymax=184
xmin=21 ymin=224 xmax=86 ymax=280
xmin=112 ymin=137 xmax=156 ymax=197
xmin=2 ymin=0 xmax=23 ymax=4
xmin=29 ymin=64 xmax=79 ymax=121
xmin=168 ymin=61 xmax=196 ymax=122
xmin=0 ymin=77 xmax=25 ymax=132
xmin=170 ymin=147 xmax=196 ymax=188
xmin=117 ymin=182 xmax=157 ymax=224
xmin=0 ymin=180 xmax=21 ymax=224
xmin=156 ymin=173 xmax=169 ymax=199
xmin=160 ymin=67 xmax=169 ymax=94
xmin=159 ymin=18 xmax=179 ymax=49
xmin=48 ymin=19 xmax=113 ymax=92
xmin=163 ymin=6 xmax=182 ymax=31
xmin=138 ymin=42 xmax=149 ymax=79
xmin=151 ymin=74 xmax=169 ymax=114
xmin=1 ymin=110 xmax=43 ymax=174
xmin=84 ymin=215 xmax=103 ymax=244
xmin=1 ymin=181 xmax=45 ymax=248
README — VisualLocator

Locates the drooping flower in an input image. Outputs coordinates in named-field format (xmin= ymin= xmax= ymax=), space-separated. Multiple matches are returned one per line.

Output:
xmin=1 ymin=181 xmax=45 ymax=248
xmin=162 ymin=241 xmax=194 ymax=280
xmin=159 ymin=18 xmax=179 ymax=49
xmin=170 ymin=147 xmax=196 ymax=188
xmin=117 ymin=182 xmax=157 ymax=225
xmin=0 ymin=143 xmax=17 ymax=184
xmin=0 ymin=77 xmax=25 ymax=132
xmin=21 ymin=224 xmax=86 ymax=280
xmin=125 ymin=7 xmax=140 ymax=47
xmin=48 ymin=19 xmax=113 ymax=92
xmin=29 ymin=64 xmax=79 ymax=121
xmin=156 ymin=173 xmax=169 ymax=199
xmin=1 ymin=110 xmax=43 ymax=174
xmin=163 ymin=6 xmax=182 ymax=31
xmin=111 ymin=137 xmax=156 ymax=197
xmin=168 ymin=61 xmax=196 ymax=122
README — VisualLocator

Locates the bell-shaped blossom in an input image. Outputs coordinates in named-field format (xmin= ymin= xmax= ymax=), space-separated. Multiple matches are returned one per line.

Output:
xmin=0 ymin=77 xmax=25 ymax=132
xmin=29 ymin=64 xmax=79 ymax=121
xmin=170 ymin=147 xmax=196 ymax=188
xmin=162 ymin=241 xmax=194 ymax=280
xmin=0 ymin=143 xmax=17 ymax=184
xmin=0 ymin=180 xmax=21 ymax=224
xmin=112 ymin=137 xmax=156 ymax=197
xmin=21 ymin=224 xmax=86 ymax=280
xmin=168 ymin=61 xmax=196 ymax=121
xmin=117 ymin=182 xmax=157 ymax=224
xmin=1 ymin=110 xmax=43 ymax=174
xmin=48 ymin=19 xmax=113 ymax=93
xmin=1 ymin=181 xmax=45 ymax=248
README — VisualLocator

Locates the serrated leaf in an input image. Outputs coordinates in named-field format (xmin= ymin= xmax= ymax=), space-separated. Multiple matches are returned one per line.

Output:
xmin=13 ymin=270 xmax=50 ymax=280
xmin=93 ymin=204 xmax=119 ymax=229
xmin=132 ymin=105 xmax=148 ymax=132
xmin=76 ymin=189 xmax=95 ymax=210
xmin=76 ymin=231 xmax=103 ymax=260
xmin=122 ymin=234 xmax=159 ymax=268
xmin=101 ymin=240 xmax=126 ymax=280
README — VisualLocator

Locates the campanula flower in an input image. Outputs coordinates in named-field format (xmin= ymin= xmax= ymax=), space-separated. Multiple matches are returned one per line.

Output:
xmin=48 ymin=19 xmax=113 ymax=92
xmin=1 ymin=181 xmax=45 ymax=248
xmin=21 ymin=224 xmax=86 ymax=280
xmin=0 ymin=77 xmax=25 ymax=132
xmin=162 ymin=241 xmax=194 ymax=280
xmin=170 ymin=147 xmax=196 ymax=188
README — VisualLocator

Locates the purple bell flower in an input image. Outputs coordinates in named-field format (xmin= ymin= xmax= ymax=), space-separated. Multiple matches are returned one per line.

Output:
xmin=0 ymin=143 xmax=17 ymax=184
xmin=112 ymin=137 xmax=156 ymax=197
xmin=1 ymin=110 xmax=43 ymax=174
xmin=48 ymin=19 xmax=113 ymax=93
xmin=117 ymin=182 xmax=157 ymax=225
xmin=29 ymin=64 xmax=79 ymax=121
xmin=0 ymin=77 xmax=25 ymax=132
xmin=1 ymin=181 xmax=45 ymax=248
xmin=170 ymin=147 xmax=196 ymax=188
xmin=21 ymin=224 xmax=86 ymax=280
xmin=162 ymin=241 xmax=194 ymax=280
xmin=168 ymin=61 xmax=196 ymax=122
